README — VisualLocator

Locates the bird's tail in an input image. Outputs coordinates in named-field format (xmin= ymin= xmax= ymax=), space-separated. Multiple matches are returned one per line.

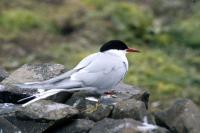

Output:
xmin=14 ymin=80 xmax=83 ymax=90
xmin=20 ymin=87 xmax=97 ymax=107
xmin=14 ymin=82 xmax=52 ymax=89
xmin=14 ymin=69 xmax=77 ymax=89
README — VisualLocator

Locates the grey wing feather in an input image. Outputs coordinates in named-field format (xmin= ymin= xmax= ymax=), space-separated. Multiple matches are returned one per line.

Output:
xmin=73 ymin=53 xmax=99 ymax=70
xmin=14 ymin=53 xmax=99 ymax=89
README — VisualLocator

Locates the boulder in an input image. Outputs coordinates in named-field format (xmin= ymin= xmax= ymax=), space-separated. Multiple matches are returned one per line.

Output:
xmin=16 ymin=100 xmax=79 ymax=121
xmin=111 ymin=98 xmax=148 ymax=122
xmin=2 ymin=63 xmax=65 ymax=84
xmin=0 ymin=67 xmax=8 ymax=82
xmin=154 ymin=99 xmax=200 ymax=133
xmin=1 ymin=64 xmax=67 ymax=101
xmin=89 ymin=118 xmax=169 ymax=133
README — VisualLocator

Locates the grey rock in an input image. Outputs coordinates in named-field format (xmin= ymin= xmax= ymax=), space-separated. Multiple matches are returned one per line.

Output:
xmin=0 ymin=89 xmax=30 ymax=103
xmin=111 ymin=98 xmax=148 ymax=122
xmin=2 ymin=63 xmax=65 ymax=84
xmin=111 ymin=83 xmax=150 ymax=108
xmin=154 ymin=99 xmax=200 ymax=133
xmin=82 ymin=104 xmax=113 ymax=122
xmin=89 ymin=118 xmax=169 ymax=133
xmin=1 ymin=63 xmax=66 ymax=97
xmin=0 ymin=117 xmax=22 ymax=133
xmin=6 ymin=116 xmax=55 ymax=133
xmin=146 ymin=112 xmax=157 ymax=125
xmin=16 ymin=100 xmax=79 ymax=121
xmin=53 ymin=119 xmax=95 ymax=133
xmin=0 ymin=67 xmax=8 ymax=82
xmin=66 ymin=91 xmax=112 ymax=121
xmin=0 ymin=103 xmax=19 ymax=116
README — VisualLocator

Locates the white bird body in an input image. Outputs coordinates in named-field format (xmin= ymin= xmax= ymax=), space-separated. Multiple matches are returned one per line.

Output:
xmin=70 ymin=50 xmax=128 ymax=93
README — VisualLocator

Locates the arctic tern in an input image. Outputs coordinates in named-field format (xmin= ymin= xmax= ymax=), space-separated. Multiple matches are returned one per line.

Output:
xmin=16 ymin=40 xmax=140 ymax=106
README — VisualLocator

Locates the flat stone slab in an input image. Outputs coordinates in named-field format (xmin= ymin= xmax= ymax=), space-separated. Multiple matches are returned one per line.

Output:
xmin=16 ymin=100 xmax=79 ymax=121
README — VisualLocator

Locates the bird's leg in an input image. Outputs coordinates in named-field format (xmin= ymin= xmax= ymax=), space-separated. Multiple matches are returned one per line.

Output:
xmin=104 ymin=90 xmax=117 ymax=98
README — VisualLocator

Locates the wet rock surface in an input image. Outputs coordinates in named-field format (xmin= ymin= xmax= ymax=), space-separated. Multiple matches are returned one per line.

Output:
xmin=0 ymin=64 xmax=199 ymax=133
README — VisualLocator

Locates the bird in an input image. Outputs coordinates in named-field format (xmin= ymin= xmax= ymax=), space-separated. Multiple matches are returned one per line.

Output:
xmin=16 ymin=40 xmax=140 ymax=106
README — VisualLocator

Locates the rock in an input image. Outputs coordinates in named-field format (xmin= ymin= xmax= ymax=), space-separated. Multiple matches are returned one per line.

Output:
xmin=82 ymin=104 xmax=113 ymax=122
xmin=0 ymin=117 xmax=22 ymax=133
xmin=66 ymin=83 xmax=149 ymax=122
xmin=52 ymin=119 xmax=95 ymax=133
xmin=112 ymin=83 xmax=150 ymax=108
xmin=154 ymin=99 xmax=200 ymax=133
xmin=2 ymin=63 xmax=65 ymax=84
xmin=6 ymin=116 xmax=55 ymax=133
xmin=0 ymin=103 xmax=19 ymax=116
xmin=0 ymin=67 xmax=8 ymax=82
xmin=89 ymin=118 xmax=169 ymax=133
xmin=111 ymin=98 xmax=148 ymax=122
xmin=0 ymin=103 xmax=56 ymax=133
xmin=66 ymin=91 xmax=112 ymax=121
xmin=16 ymin=100 xmax=79 ymax=121
xmin=0 ymin=89 xmax=30 ymax=103
xmin=1 ymin=63 xmax=66 ymax=97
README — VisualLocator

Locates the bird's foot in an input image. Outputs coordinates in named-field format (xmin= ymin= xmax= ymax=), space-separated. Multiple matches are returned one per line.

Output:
xmin=104 ymin=90 xmax=117 ymax=98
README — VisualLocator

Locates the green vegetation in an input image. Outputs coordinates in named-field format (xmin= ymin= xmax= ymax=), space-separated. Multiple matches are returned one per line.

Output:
xmin=0 ymin=0 xmax=199 ymax=107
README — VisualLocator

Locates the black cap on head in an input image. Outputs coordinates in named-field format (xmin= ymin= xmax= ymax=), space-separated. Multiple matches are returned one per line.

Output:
xmin=100 ymin=40 xmax=128 ymax=52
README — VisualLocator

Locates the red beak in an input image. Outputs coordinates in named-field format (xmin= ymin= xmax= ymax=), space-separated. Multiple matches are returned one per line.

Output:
xmin=126 ymin=48 xmax=140 ymax=53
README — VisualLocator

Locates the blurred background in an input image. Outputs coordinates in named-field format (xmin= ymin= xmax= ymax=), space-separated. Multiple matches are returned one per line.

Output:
xmin=0 ymin=0 xmax=199 ymax=108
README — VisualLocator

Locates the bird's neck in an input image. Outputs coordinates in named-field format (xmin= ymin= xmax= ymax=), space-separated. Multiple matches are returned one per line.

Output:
xmin=106 ymin=49 xmax=128 ymax=70
xmin=107 ymin=49 xmax=127 ymax=60
xmin=105 ymin=49 xmax=126 ymax=57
